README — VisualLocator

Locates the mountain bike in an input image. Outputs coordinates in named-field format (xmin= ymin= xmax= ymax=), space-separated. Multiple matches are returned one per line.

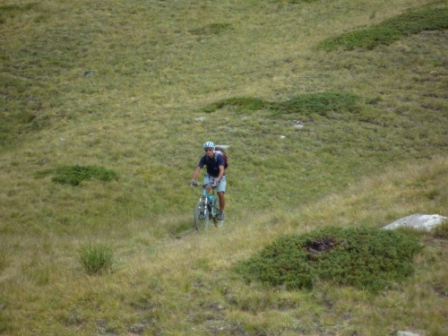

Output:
xmin=191 ymin=182 xmax=224 ymax=230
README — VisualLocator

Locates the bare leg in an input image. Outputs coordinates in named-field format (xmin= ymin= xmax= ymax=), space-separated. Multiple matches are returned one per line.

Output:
xmin=217 ymin=192 xmax=225 ymax=212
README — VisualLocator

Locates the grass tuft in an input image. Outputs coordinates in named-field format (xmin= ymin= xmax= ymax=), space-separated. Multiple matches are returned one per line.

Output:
xmin=79 ymin=243 xmax=114 ymax=275
xmin=35 ymin=165 xmax=118 ymax=186
xmin=236 ymin=226 xmax=422 ymax=292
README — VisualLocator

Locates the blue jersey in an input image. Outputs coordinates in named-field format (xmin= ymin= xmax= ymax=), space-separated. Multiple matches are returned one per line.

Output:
xmin=198 ymin=153 xmax=225 ymax=177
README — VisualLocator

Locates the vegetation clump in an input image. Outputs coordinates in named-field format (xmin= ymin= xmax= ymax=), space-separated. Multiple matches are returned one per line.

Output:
xmin=274 ymin=92 xmax=360 ymax=116
xmin=201 ymin=96 xmax=268 ymax=113
xmin=236 ymin=226 xmax=422 ymax=292
xmin=0 ymin=3 xmax=38 ymax=24
xmin=79 ymin=243 xmax=114 ymax=275
xmin=319 ymin=7 xmax=448 ymax=51
xmin=35 ymin=165 xmax=118 ymax=186
xmin=201 ymin=92 xmax=360 ymax=115
xmin=189 ymin=23 xmax=231 ymax=35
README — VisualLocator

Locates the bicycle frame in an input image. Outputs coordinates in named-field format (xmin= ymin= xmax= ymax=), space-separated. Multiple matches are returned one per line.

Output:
xmin=193 ymin=183 xmax=223 ymax=230
xmin=200 ymin=187 xmax=217 ymax=216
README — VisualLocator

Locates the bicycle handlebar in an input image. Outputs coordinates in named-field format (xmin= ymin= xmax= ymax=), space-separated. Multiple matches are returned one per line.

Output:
xmin=189 ymin=181 xmax=218 ymax=189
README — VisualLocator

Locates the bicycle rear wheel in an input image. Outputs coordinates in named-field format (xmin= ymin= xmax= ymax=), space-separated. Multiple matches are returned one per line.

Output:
xmin=194 ymin=200 xmax=209 ymax=230
xmin=211 ymin=198 xmax=224 ymax=227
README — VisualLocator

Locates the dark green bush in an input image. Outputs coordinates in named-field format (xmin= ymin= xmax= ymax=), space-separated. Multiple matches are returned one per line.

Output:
xmin=201 ymin=97 xmax=268 ymax=113
xmin=35 ymin=165 xmax=118 ymax=186
xmin=189 ymin=23 xmax=231 ymax=35
xmin=319 ymin=7 xmax=448 ymax=51
xmin=319 ymin=28 xmax=402 ymax=51
xmin=273 ymin=92 xmax=361 ymax=116
xmin=381 ymin=7 xmax=448 ymax=34
xmin=236 ymin=226 xmax=422 ymax=292
xmin=201 ymin=92 xmax=360 ymax=115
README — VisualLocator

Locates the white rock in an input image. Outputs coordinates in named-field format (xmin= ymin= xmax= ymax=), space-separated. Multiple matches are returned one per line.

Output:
xmin=397 ymin=331 xmax=420 ymax=336
xmin=383 ymin=214 xmax=447 ymax=231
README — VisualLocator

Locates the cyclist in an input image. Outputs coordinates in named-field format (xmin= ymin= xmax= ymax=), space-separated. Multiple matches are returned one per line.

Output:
xmin=190 ymin=141 xmax=226 ymax=220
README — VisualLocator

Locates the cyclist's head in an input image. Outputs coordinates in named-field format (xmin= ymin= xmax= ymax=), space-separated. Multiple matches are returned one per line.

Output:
xmin=203 ymin=141 xmax=215 ymax=150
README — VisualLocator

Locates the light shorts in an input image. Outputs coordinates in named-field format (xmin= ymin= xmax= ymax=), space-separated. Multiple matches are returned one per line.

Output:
xmin=204 ymin=174 xmax=226 ymax=193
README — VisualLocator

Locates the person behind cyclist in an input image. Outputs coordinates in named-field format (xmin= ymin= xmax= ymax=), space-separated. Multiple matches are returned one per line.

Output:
xmin=190 ymin=141 xmax=226 ymax=220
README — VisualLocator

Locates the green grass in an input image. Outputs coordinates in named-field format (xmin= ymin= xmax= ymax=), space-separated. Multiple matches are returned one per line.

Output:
xmin=0 ymin=0 xmax=447 ymax=334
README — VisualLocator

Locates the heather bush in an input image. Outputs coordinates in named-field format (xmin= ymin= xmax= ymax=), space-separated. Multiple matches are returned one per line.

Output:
xmin=236 ymin=226 xmax=422 ymax=292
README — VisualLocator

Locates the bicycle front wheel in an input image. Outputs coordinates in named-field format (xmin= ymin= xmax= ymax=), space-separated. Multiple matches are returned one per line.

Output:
xmin=194 ymin=200 xmax=209 ymax=230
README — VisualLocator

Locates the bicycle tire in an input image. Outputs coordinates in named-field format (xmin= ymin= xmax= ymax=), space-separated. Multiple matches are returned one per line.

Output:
xmin=194 ymin=200 xmax=209 ymax=230
xmin=211 ymin=198 xmax=224 ymax=227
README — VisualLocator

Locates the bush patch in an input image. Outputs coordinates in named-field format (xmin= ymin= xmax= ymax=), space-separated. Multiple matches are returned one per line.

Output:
xmin=201 ymin=97 xmax=268 ymax=113
xmin=189 ymin=23 xmax=231 ymax=35
xmin=201 ymin=92 xmax=360 ymax=115
xmin=274 ymin=92 xmax=360 ymax=116
xmin=319 ymin=7 xmax=448 ymax=51
xmin=235 ymin=226 xmax=422 ymax=292
xmin=35 ymin=165 xmax=118 ymax=186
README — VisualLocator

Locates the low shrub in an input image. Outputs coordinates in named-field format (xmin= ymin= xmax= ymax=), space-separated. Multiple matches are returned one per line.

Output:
xmin=319 ymin=7 xmax=448 ymax=51
xmin=381 ymin=7 xmax=448 ymax=34
xmin=35 ymin=165 xmax=118 ymax=186
xmin=273 ymin=92 xmax=361 ymax=116
xmin=319 ymin=27 xmax=402 ymax=51
xmin=236 ymin=226 xmax=422 ymax=292
xmin=79 ymin=243 xmax=114 ymax=275
xmin=189 ymin=23 xmax=231 ymax=35
xmin=201 ymin=92 xmax=360 ymax=115
xmin=201 ymin=97 xmax=267 ymax=113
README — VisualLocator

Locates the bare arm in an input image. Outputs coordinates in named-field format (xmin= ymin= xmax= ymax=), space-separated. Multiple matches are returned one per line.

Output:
xmin=216 ymin=165 xmax=224 ymax=182
xmin=191 ymin=166 xmax=201 ymax=182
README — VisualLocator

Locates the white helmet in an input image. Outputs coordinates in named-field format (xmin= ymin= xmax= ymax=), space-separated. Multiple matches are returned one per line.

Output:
xmin=203 ymin=141 xmax=215 ymax=149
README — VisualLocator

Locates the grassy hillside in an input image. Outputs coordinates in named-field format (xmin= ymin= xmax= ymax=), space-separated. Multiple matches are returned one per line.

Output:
xmin=1 ymin=0 xmax=447 ymax=335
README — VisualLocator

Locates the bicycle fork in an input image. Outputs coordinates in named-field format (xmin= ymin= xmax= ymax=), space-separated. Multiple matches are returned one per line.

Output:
xmin=201 ymin=192 xmax=216 ymax=216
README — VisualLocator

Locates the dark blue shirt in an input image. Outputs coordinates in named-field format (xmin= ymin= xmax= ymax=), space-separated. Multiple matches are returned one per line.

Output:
xmin=198 ymin=154 xmax=225 ymax=177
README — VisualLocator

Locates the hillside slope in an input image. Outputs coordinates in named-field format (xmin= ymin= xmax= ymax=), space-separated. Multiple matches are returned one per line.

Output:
xmin=1 ymin=0 xmax=447 ymax=334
